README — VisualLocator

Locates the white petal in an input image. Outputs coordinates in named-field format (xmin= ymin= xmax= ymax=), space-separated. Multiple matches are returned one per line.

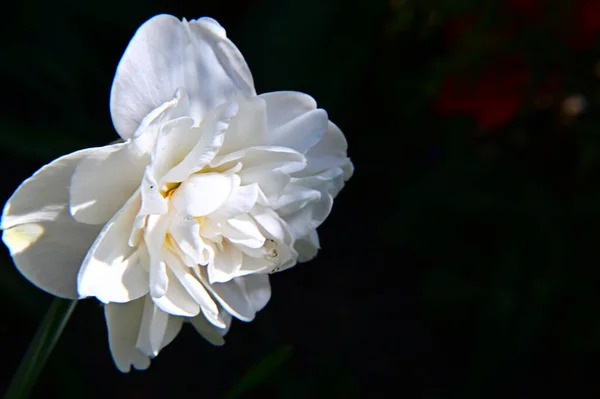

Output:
xmin=163 ymin=250 xmax=220 ymax=316
xmin=139 ymin=166 xmax=168 ymax=216
xmin=283 ymin=193 xmax=333 ymax=240
xmin=221 ymin=214 xmax=265 ymax=249
xmin=148 ymin=117 xmax=200 ymax=184
xmin=136 ymin=301 xmax=185 ymax=356
xmin=219 ymin=95 xmax=268 ymax=154
xmin=160 ymin=98 xmax=237 ymax=185
xmin=105 ymin=297 xmax=150 ymax=372
xmin=190 ymin=309 xmax=232 ymax=346
xmin=260 ymin=91 xmax=327 ymax=154
xmin=168 ymin=216 xmax=204 ymax=264
xmin=210 ymin=146 xmax=306 ymax=174
xmin=143 ymin=214 xmax=170 ymax=298
xmin=237 ymin=253 xmax=273 ymax=275
xmin=171 ymin=173 xmax=235 ymax=217
xmin=210 ymin=183 xmax=259 ymax=220
xmin=273 ymin=185 xmax=321 ymax=216
xmin=296 ymin=121 xmax=353 ymax=180
xmin=1 ymin=149 xmax=102 ymax=299
xmin=153 ymin=269 xmax=200 ymax=317
xmin=251 ymin=207 xmax=289 ymax=244
xmin=77 ymin=192 xmax=149 ymax=303
xmin=70 ymin=142 xmax=147 ymax=225
xmin=208 ymin=241 xmax=243 ymax=284
xmin=130 ymin=89 xmax=187 ymax=154
xmin=238 ymin=169 xmax=290 ymax=199
xmin=197 ymin=268 xmax=271 ymax=321
xmin=110 ymin=15 xmax=255 ymax=138
xmin=244 ymin=274 xmax=272 ymax=313
xmin=295 ymin=230 xmax=320 ymax=262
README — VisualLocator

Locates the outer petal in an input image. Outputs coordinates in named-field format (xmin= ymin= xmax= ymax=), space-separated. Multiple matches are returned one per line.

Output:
xmin=295 ymin=230 xmax=320 ymax=262
xmin=190 ymin=309 xmax=232 ymax=346
xmin=136 ymin=296 xmax=184 ymax=357
xmin=295 ymin=121 xmax=353 ymax=180
xmin=197 ymin=267 xmax=271 ymax=322
xmin=260 ymin=91 xmax=328 ymax=154
xmin=219 ymin=95 xmax=268 ymax=154
xmin=110 ymin=14 xmax=255 ymax=138
xmin=1 ymin=149 xmax=102 ymax=299
xmin=105 ymin=297 xmax=151 ymax=373
xmin=70 ymin=142 xmax=147 ymax=225
xmin=77 ymin=192 xmax=149 ymax=303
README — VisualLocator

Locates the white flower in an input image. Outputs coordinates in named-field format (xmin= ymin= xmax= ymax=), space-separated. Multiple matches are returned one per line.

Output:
xmin=1 ymin=14 xmax=353 ymax=372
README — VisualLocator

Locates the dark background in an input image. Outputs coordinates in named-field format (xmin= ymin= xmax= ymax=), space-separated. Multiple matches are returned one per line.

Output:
xmin=2 ymin=0 xmax=600 ymax=397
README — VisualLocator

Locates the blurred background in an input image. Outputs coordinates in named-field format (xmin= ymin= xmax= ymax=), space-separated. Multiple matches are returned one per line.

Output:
xmin=2 ymin=0 xmax=600 ymax=397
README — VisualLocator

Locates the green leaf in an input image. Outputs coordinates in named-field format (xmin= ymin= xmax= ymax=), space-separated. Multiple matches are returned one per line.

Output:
xmin=225 ymin=345 xmax=293 ymax=399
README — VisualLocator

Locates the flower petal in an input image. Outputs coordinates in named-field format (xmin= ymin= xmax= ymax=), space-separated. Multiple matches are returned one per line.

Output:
xmin=105 ymin=297 xmax=150 ymax=373
xmin=70 ymin=142 xmax=147 ymax=225
xmin=1 ymin=149 xmax=102 ymax=299
xmin=219 ymin=95 xmax=268 ymax=154
xmin=190 ymin=309 xmax=232 ymax=346
xmin=221 ymin=214 xmax=265 ymax=249
xmin=208 ymin=241 xmax=243 ymax=284
xmin=197 ymin=268 xmax=271 ymax=322
xmin=210 ymin=183 xmax=259 ymax=220
xmin=171 ymin=173 xmax=236 ymax=217
xmin=295 ymin=121 xmax=353 ymax=180
xmin=260 ymin=91 xmax=328 ymax=154
xmin=295 ymin=230 xmax=320 ymax=262
xmin=77 ymin=192 xmax=149 ymax=303
xmin=135 ymin=296 xmax=181 ymax=356
xmin=163 ymin=250 xmax=220 ymax=316
xmin=110 ymin=14 xmax=255 ymax=138
xmin=153 ymin=269 xmax=200 ymax=317
xmin=159 ymin=98 xmax=237 ymax=185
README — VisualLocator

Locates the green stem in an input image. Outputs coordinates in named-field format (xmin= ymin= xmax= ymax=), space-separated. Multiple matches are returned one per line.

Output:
xmin=5 ymin=298 xmax=77 ymax=399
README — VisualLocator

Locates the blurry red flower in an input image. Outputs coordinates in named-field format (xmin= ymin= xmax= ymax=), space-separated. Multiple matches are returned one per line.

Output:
xmin=435 ymin=62 xmax=529 ymax=129
xmin=506 ymin=0 xmax=548 ymax=16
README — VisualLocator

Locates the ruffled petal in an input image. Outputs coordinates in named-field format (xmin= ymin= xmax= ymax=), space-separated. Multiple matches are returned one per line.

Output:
xmin=171 ymin=173 xmax=236 ymax=217
xmin=70 ymin=142 xmax=147 ymax=225
xmin=197 ymin=267 xmax=271 ymax=322
xmin=295 ymin=121 xmax=353 ymax=179
xmin=110 ymin=15 xmax=255 ymax=138
xmin=1 ymin=149 xmax=102 ymax=299
xmin=260 ymin=91 xmax=328 ymax=154
xmin=105 ymin=297 xmax=151 ymax=372
xmin=77 ymin=192 xmax=149 ymax=303
xmin=190 ymin=309 xmax=232 ymax=346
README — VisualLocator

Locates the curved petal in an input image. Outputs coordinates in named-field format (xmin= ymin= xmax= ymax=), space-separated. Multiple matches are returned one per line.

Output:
xmin=110 ymin=14 xmax=255 ymax=138
xmin=295 ymin=230 xmax=320 ymax=262
xmin=70 ymin=142 xmax=147 ymax=225
xmin=105 ymin=297 xmax=151 ymax=373
xmin=207 ymin=241 xmax=243 ymax=284
xmin=136 ymin=296 xmax=182 ymax=356
xmin=171 ymin=173 xmax=236 ymax=217
xmin=1 ymin=149 xmax=102 ymax=299
xmin=190 ymin=309 xmax=232 ymax=346
xmin=219 ymin=94 xmax=268 ymax=154
xmin=77 ymin=192 xmax=149 ymax=303
xmin=296 ymin=121 xmax=353 ymax=180
xmin=153 ymin=269 xmax=200 ymax=317
xmin=282 ymin=193 xmax=333 ymax=240
xmin=159 ymin=98 xmax=237 ymax=185
xmin=197 ymin=267 xmax=271 ymax=322
xmin=260 ymin=91 xmax=328 ymax=154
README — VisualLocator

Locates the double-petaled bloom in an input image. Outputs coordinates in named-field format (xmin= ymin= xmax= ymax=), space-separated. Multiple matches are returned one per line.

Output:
xmin=1 ymin=15 xmax=352 ymax=371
